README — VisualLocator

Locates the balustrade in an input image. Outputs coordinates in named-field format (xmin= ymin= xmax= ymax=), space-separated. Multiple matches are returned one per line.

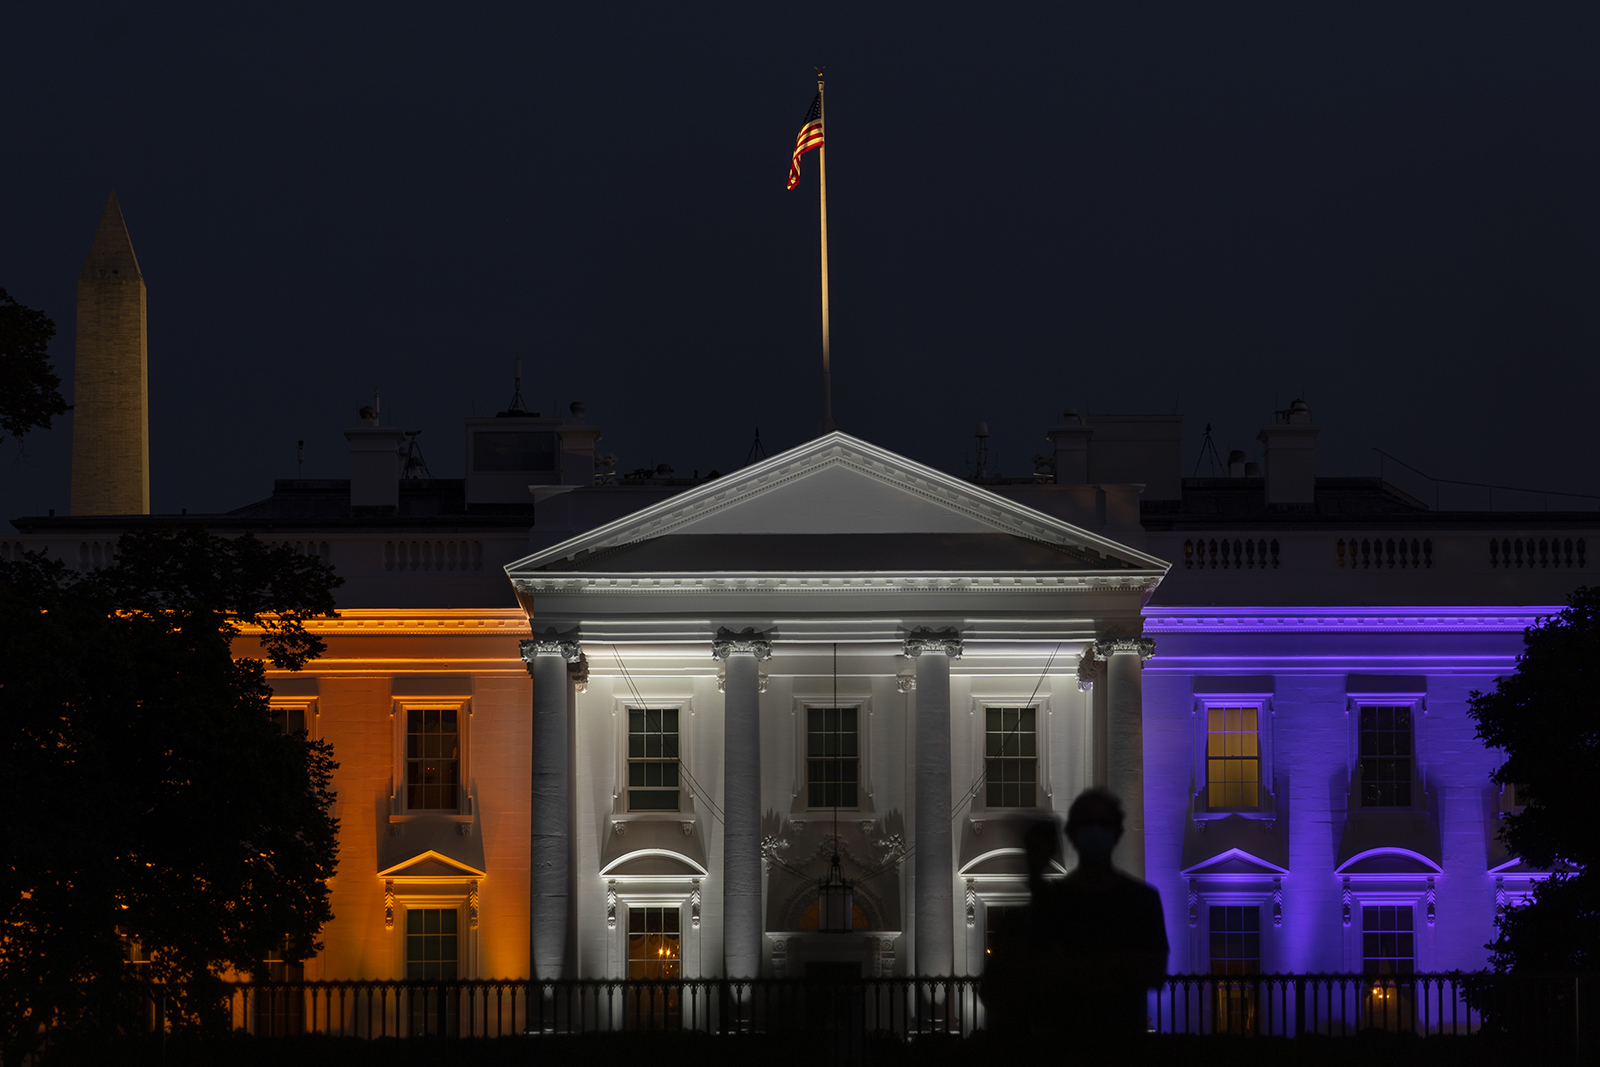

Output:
xmin=1183 ymin=538 xmax=1279 ymax=570
xmin=384 ymin=539 xmax=483 ymax=572
xmin=1336 ymin=537 xmax=1432 ymax=570
xmin=1488 ymin=537 xmax=1586 ymax=570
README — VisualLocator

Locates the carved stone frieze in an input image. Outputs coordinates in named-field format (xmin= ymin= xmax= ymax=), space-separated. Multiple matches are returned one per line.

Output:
xmin=1093 ymin=636 xmax=1156 ymax=661
xmin=903 ymin=627 xmax=963 ymax=659
xmin=520 ymin=627 xmax=582 ymax=668
xmin=712 ymin=626 xmax=773 ymax=661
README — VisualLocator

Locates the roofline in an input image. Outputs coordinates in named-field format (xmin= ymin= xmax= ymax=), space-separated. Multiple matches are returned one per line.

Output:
xmin=505 ymin=431 xmax=1173 ymax=577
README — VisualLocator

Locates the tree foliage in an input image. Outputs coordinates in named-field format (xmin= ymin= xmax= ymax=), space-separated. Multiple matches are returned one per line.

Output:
xmin=0 ymin=530 xmax=343 ymax=1061
xmin=1469 ymin=585 xmax=1600 ymax=973
xmin=0 ymin=288 xmax=69 ymax=443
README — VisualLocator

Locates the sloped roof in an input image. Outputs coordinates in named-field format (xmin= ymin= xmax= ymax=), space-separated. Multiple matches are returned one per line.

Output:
xmin=507 ymin=432 xmax=1167 ymax=582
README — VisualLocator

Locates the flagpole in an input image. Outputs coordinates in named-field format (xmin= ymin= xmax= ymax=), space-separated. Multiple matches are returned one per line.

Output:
xmin=817 ymin=72 xmax=835 ymax=433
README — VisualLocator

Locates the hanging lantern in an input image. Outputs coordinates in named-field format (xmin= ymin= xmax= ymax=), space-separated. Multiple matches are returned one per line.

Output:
xmin=817 ymin=852 xmax=854 ymax=933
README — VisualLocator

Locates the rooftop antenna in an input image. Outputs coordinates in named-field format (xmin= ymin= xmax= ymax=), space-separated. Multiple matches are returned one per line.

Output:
xmin=296 ymin=440 xmax=304 ymax=480
xmin=401 ymin=431 xmax=433 ymax=480
xmin=967 ymin=422 xmax=994 ymax=479
xmin=746 ymin=427 xmax=768 ymax=465
xmin=374 ymin=390 xmax=381 ymax=423
xmin=507 ymin=359 xmax=527 ymax=413
xmin=1194 ymin=423 xmax=1225 ymax=477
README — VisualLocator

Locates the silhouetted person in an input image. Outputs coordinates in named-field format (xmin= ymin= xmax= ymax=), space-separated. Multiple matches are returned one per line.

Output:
xmin=978 ymin=817 xmax=1060 ymax=1039
xmin=1038 ymin=788 xmax=1168 ymax=1044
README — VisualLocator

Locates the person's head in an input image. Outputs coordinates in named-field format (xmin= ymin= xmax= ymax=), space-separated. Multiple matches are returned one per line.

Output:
xmin=1065 ymin=788 xmax=1125 ymax=862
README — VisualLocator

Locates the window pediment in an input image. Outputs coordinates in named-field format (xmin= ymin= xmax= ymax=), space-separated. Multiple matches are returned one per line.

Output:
xmin=378 ymin=849 xmax=487 ymax=881
xmin=1335 ymin=847 xmax=1442 ymax=877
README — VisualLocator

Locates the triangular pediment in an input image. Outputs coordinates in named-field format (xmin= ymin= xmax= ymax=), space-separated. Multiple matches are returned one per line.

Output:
xmin=378 ymin=849 xmax=487 ymax=880
xmin=507 ymin=433 xmax=1166 ymax=579
xmin=1181 ymin=847 xmax=1291 ymax=878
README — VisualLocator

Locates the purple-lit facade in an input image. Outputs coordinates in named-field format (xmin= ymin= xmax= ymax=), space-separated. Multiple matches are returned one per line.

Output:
xmin=1138 ymin=606 xmax=1553 ymax=973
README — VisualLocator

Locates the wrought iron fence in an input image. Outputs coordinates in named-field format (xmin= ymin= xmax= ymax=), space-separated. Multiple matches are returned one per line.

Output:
xmin=142 ymin=972 xmax=1585 ymax=1045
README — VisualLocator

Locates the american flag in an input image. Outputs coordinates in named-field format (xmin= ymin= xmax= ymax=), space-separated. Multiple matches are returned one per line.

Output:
xmin=787 ymin=94 xmax=825 ymax=190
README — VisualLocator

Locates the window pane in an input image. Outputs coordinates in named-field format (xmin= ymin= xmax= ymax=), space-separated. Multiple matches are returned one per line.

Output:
xmin=405 ymin=909 xmax=460 ymax=982
xmin=1206 ymin=706 xmax=1261 ymax=809
xmin=983 ymin=707 xmax=1038 ymax=809
xmin=806 ymin=707 xmax=860 ymax=809
xmin=628 ymin=707 xmax=680 ymax=812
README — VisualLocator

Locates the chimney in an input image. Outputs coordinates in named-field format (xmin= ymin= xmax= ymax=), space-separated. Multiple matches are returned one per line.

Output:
xmin=1227 ymin=449 xmax=1247 ymax=478
xmin=1046 ymin=410 xmax=1092 ymax=484
xmin=345 ymin=401 xmax=405 ymax=512
xmin=1083 ymin=414 xmax=1184 ymax=500
xmin=1257 ymin=399 xmax=1319 ymax=507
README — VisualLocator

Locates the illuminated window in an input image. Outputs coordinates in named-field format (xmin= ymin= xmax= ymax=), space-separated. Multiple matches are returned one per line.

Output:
xmin=628 ymin=708 xmax=680 ymax=811
xmin=1206 ymin=707 xmax=1260 ymax=808
xmin=1359 ymin=706 xmax=1413 ymax=807
xmin=406 ymin=709 xmax=460 ymax=811
xmin=1209 ymin=906 xmax=1260 ymax=1035
xmin=1362 ymin=906 xmax=1415 ymax=976
xmin=117 ymin=927 xmax=149 ymax=969
xmin=807 ymin=706 xmax=858 ymax=808
xmin=627 ymin=906 xmax=681 ymax=1029
xmin=984 ymin=707 xmax=1037 ymax=808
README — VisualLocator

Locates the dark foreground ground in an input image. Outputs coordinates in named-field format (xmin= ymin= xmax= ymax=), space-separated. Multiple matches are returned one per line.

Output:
xmin=32 ymin=1030 xmax=1577 ymax=1067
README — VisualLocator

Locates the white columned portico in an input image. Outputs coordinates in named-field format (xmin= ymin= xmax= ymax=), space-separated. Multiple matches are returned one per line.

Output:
xmin=905 ymin=628 xmax=962 ymax=977
xmin=1096 ymin=637 xmax=1155 ymax=880
xmin=713 ymin=627 xmax=771 ymax=979
xmin=521 ymin=628 xmax=581 ymax=980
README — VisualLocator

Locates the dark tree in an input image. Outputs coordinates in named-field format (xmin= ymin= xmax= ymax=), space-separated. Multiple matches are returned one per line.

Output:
xmin=0 ymin=288 xmax=69 ymax=443
xmin=1469 ymin=586 xmax=1600 ymax=973
xmin=0 ymin=530 xmax=343 ymax=1062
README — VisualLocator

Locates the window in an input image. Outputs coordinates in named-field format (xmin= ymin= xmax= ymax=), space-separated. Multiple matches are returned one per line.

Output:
xmin=118 ymin=927 xmax=149 ymax=969
xmin=1206 ymin=707 xmax=1260 ymax=808
xmin=252 ymin=942 xmax=304 ymax=1036
xmin=406 ymin=908 xmax=459 ymax=1036
xmin=1359 ymin=706 xmax=1413 ymax=807
xmin=1362 ymin=905 xmax=1416 ymax=1031
xmin=406 ymin=908 xmax=459 ymax=980
xmin=807 ymin=706 xmax=859 ymax=808
xmin=984 ymin=707 xmax=1037 ymax=808
xmin=406 ymin=709 xmax=460 ymax=811
xmin=628 ymin=708 xmax=680 ymax=811
xmin=271 ymin=706 xmax=306 ymax=735
xmin=1209 ymin=906 xmax=1260 ymax=1035
xmin=984 ymin=903 xmax=1024 ymax=965
xmin=627 ymin=906 xmax=681 ymax=1028
xmin=1362 ymin=906 xmax=1414 ymax=976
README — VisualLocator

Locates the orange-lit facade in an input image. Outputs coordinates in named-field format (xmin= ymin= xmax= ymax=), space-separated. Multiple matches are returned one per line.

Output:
xmin=242 ymin=610 xmax=534 ymax=980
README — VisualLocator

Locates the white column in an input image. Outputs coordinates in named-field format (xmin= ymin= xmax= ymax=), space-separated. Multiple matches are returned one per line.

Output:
xmin=713 ymin=627 xmax=771 ymax=979
xmin=521 ymin=629 xmax=581 ymax=980
xmin=905 ymin=628 xmax=962 ymax=977
xmin=1096 ymin=637 xmax=1155 ymax=880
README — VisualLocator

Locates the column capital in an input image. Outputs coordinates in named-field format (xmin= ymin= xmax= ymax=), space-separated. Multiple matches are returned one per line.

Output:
xmin=1093 ymin=636 xmax=1155 ymax=661
xmin=903 ymin=627 xmax=962 ymax=659
xmin=712 ymin=626 xmax=772 ymax=661
xmin=520 ymin=627 xmax=582 ymax=669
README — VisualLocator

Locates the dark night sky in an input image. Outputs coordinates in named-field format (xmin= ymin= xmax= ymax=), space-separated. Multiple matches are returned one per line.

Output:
xmin=5 ymin=3 xmax=1600 ymax=524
